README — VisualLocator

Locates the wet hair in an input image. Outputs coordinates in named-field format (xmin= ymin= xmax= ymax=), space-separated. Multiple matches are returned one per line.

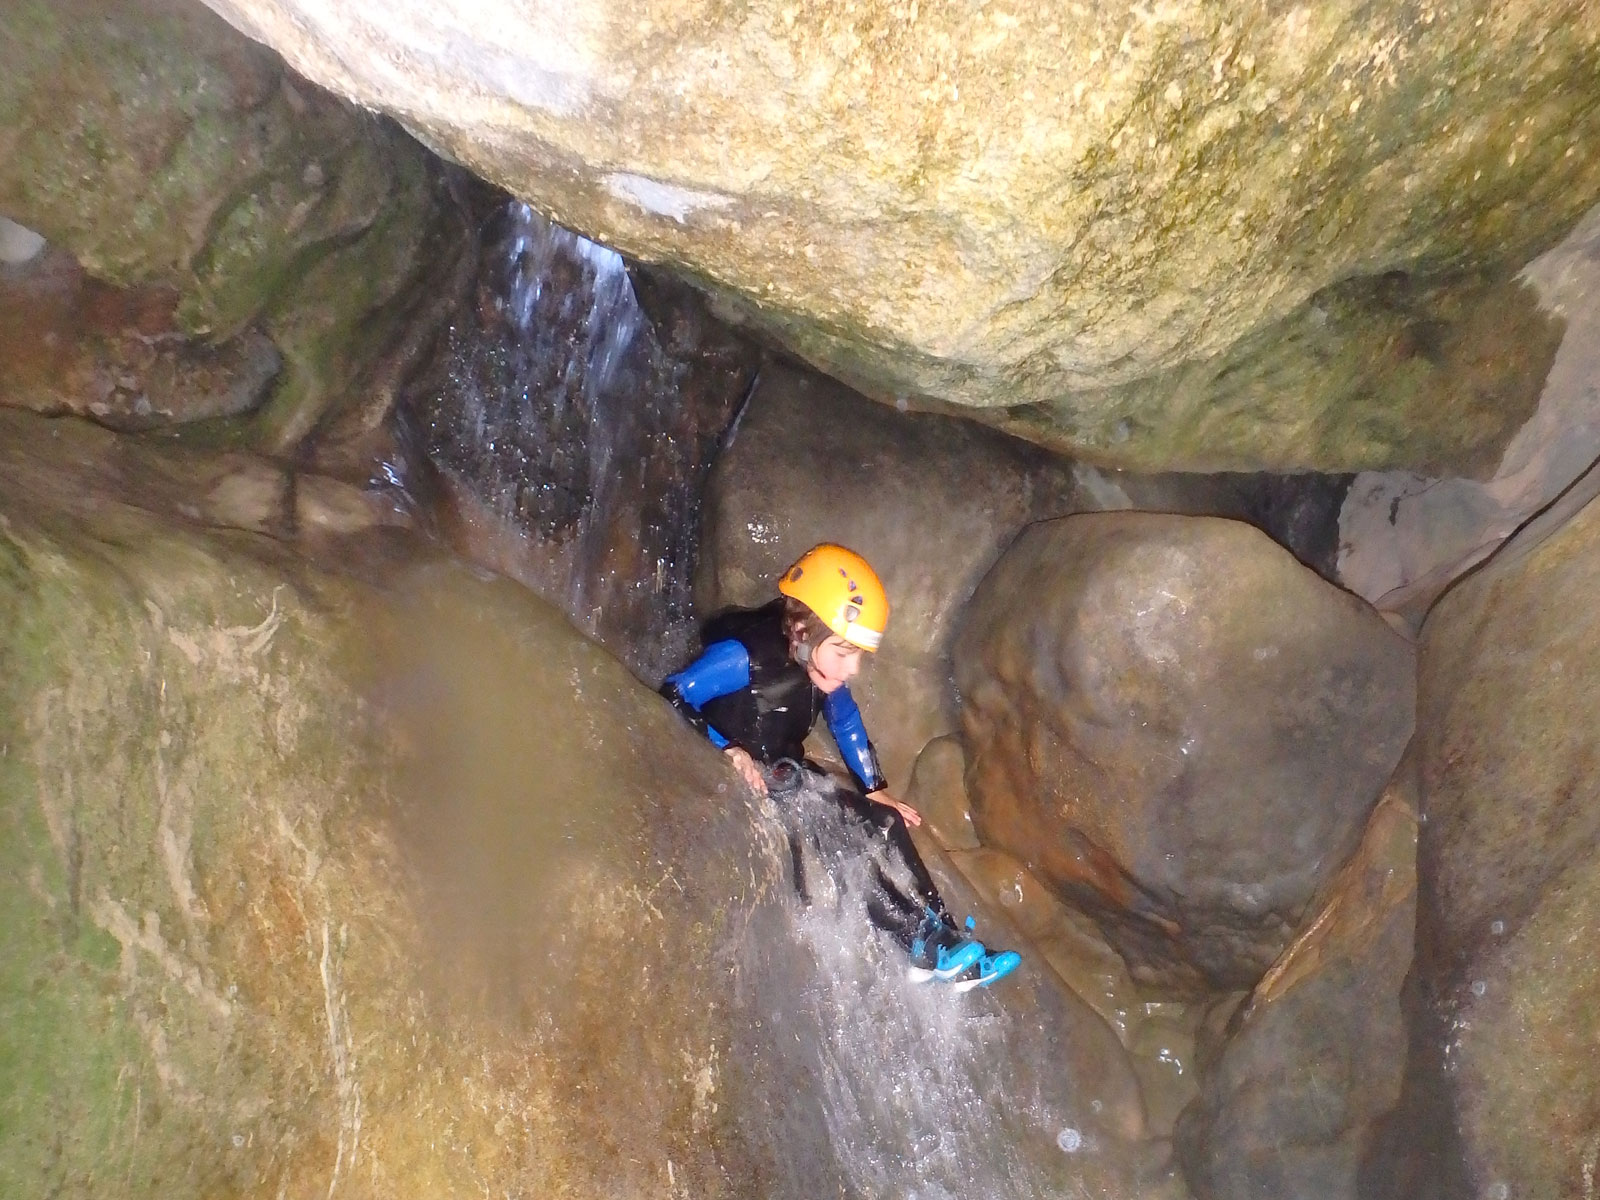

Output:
xmin=782 ymin=596 xmax=831 ymax=656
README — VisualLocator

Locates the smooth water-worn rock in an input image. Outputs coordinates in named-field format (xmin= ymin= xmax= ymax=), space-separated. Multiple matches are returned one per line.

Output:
xmin=0 ymin=410 xmax=1154 ymax=1199
xmin=0 ymin=0 xmax=466 ymax=452
xmin=905 ymin=734 xmax=981 ymax=852
xmin=1367 ymin=483 xmax=1600 ymax=1198
xmin=199 ymin=0 xmax=1600 ymax=470
xmin=1177 ymin=771 xmax=1416 ymax=1200
xmin=1336 ymin=201 xmax=1600 ymax=624
xmin=0 ymin=451 xmax=762 ymax=1197
xmin=954 ymin=513 xmax=1415 ymax=990
xmin=910 ymin=736 xmax=1210 ymax=1143
xmin=1019 ymin=265 xmax=1565 ymax=475
xmin=0 ymin=249 xmax=282 ymax=428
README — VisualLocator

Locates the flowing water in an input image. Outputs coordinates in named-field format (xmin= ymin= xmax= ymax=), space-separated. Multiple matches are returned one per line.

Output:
xmin=730 ymin=773 xmax=1158 ymax=1199
xmin=406 ymin=198 xmax=751 ymax=679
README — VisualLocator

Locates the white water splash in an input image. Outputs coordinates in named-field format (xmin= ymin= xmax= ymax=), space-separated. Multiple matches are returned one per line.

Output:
xmin=756 ymin=776 xmax=1123 ymax=1199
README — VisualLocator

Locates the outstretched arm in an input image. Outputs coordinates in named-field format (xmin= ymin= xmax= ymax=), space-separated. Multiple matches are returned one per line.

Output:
xmin=660 ymin=639 xmax=749 ymax=748
xmin=823 ymin=686 xmax=922 ymax=825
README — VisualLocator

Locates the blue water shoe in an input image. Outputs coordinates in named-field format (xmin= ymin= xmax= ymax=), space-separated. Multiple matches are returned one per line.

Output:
xmin=948 ymin=949 xmax=1022 ymax=993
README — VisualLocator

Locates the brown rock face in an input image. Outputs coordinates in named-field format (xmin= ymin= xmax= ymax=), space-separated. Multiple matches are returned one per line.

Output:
xmin=0 ymin=250 xmax=281 ymax=428
xmin=1368 ymin=485 xmax=1600 ymax=1198
xmin=1176 ymin=772 xmax=1417 ymax=1200
xmin=0 ymin=408 xmax=1152 ymax=1199
xmin=197 ymin=0 xmax=1600 ymax=470
xmin=954 ymin=512 xmax=1415 ymax=989
xmin=0 ymin=0 xmax=467 ymax=453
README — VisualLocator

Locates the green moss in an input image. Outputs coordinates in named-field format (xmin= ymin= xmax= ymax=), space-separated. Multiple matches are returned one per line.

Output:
xmin=0 ymin=757 xmax=146 ymax=1198
xmin=245 ymin=135 xmax=445 ymax=453
xmin=0 ymin=0 xmax=462 ymax=455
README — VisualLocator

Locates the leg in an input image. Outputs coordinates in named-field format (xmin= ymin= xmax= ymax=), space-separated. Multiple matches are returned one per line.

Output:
xmin=786 ymin=825 xmax=812 ymax=906
xmin=863 ymin=871 xmax=926 ymax=951
xmin=877 ymin=808 xmax=951 ymax=923
xmin=830 ymin=784 xmax=953 ymax=924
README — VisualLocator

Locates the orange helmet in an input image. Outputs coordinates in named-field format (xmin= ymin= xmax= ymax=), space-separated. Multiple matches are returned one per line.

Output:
xmin=778 ymin=544 xmax=889 ymax=652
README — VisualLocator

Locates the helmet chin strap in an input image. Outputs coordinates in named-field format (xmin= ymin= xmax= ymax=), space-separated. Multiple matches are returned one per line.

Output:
xmin=794 ymin=639 xmax=812 ymax=665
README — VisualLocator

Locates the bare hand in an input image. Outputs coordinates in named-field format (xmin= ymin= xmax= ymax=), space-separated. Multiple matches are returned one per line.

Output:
xmin=867 ymin=790 xmax=921 ymax=827
xmin=724 ymin=746 xmax=768 ymax=795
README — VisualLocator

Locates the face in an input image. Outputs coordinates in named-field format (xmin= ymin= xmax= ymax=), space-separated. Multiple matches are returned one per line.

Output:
xmin=804 ymin=635 xmax=864 ymax=693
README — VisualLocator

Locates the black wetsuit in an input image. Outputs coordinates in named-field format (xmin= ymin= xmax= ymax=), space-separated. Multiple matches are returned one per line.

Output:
xmin=662 ymin=600 xmax=951 ymax=948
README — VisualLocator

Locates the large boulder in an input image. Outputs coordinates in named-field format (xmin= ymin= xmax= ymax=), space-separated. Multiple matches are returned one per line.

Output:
xmin=198 ymin=0 xmax=1600 ymax=470
xmin=0 ymin=409 xmax=1150 ymax=1199
xmin=0 ymin=0 xmax=466 ymax=453
xmin=1176 ymin=769 xmax=1417 ymax=1200
xmin=1366 ymin=479 xmax=1600 ymax=1198
xmin=697 ymin=362 xmax=1354 ymax=791
xmin=954 ymin=512 xmax=1415 ymax=989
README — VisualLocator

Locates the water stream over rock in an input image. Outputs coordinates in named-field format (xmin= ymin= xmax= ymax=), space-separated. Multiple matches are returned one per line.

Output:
xmin=9 ymin=2 xmax=1600 ymax=1193
xmin=729 ymin=774 xmax=1157 ymax=1199
xmin=405 ymin=197 xmax=754 ymax=679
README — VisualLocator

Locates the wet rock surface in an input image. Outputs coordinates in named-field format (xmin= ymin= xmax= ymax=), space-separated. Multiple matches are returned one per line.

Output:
xmin=1336 ymin=202 xmax=1600 ymax=625
xmin=0 ymin=249 xmax=281 ymax=428
xmin=404 ymin=196 xmax=758 ymax=680
xmin=0 ymin=0 xmax=468 ymax=453
xmin=954 ymin=512 xmax=1415 ymax=990
xmin=905 ymin=734 xmax=982 ymax=852
xmin=200 ymin=0 xmax=1600 ymax=470
xmin=0 ymin=408 xmax=411 ymax=547
xmin=1177 ymin=773 xmax=1417 ymax=1200
xmin=1008 ymin=266 xmax=1565 ymax=475
xmin=0 ymin=409 xmax=1158 ymax=1199
xmin=1369 ymin=483 xmax=1600 ymax=1198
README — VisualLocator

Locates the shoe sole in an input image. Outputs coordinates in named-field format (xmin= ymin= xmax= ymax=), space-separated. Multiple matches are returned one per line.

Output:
xmin=947 ymin=953 xmax=1022 ymax=993
xmin=906 ymin=941 xmax=985 ymax=984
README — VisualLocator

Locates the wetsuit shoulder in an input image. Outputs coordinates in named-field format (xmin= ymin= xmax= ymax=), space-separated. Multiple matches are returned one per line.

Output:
xmin=661 ymin=640 xmax=751 ymax=748
xmin=701 ymin=599 xmax=789 ymax=667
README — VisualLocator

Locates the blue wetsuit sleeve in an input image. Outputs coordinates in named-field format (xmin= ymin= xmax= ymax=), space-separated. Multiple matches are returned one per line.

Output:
xmin=823 ymin=685 xmax=888 ymax=793
xmin=660 ymin=640 xmax=750 ymax=749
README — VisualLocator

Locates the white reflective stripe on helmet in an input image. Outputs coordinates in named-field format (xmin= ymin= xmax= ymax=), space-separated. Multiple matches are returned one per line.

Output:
xmin=843 ymin=623 xmax=882 ymax=651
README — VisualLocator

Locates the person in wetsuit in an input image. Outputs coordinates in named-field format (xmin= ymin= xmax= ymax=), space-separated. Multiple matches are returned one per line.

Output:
xmin=662 ymin=543 xmax=1019 ymax=988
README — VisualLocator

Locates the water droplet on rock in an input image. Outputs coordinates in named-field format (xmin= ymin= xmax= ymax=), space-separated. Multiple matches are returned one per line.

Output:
xmin=1056 ymin=1127 xmax=1084 ymax=1153
xmin=1471 ymin=979 xmax=1487 ymax=998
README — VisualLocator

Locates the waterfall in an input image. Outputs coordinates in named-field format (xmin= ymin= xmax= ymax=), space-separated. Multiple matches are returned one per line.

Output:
xmin=407 ymin=198 xmax=747 ymax=679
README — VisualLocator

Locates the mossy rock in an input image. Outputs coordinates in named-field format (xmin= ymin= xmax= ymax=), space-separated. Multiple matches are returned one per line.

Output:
xmin=0 ymin=411 xmax=1156 ymax=1198
xmin=0 ymin=0 xmax=464 ymax=454
xmin=197 ymin=0 xmax=1600 ymax=470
